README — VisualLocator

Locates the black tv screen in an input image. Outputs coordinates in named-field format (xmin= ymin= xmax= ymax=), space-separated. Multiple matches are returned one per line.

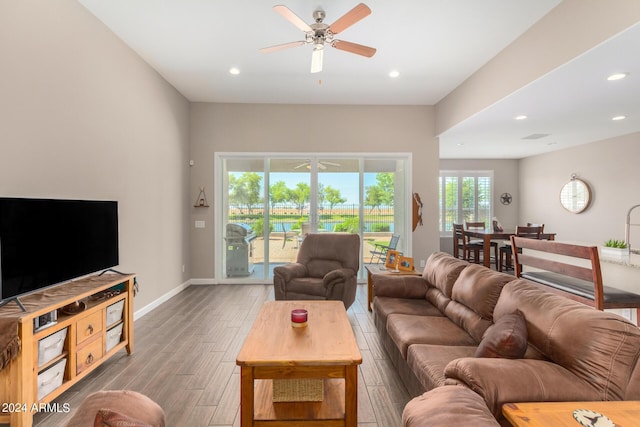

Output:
xmin=0 ymin=197 xmax=119 ymax=303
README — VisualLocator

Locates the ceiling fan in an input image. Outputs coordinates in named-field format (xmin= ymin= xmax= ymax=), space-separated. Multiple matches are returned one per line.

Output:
xmin=260 ymin=3 xmax=377 ymax=73
xmin=293 ymin=160 xmax=341 ymax=170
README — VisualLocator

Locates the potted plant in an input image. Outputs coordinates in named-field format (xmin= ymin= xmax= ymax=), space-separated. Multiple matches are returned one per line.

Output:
xmin=601 ymin=239 xmax=630 ymax=263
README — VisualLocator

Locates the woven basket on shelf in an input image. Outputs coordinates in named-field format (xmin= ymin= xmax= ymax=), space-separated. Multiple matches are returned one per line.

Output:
xmin=272 ymin=379 xmax=324 ymax=402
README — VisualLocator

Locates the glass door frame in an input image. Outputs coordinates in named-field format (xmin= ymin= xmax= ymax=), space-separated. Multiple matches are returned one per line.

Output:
xmin=214 ymin=152 xmax=413 ymax=283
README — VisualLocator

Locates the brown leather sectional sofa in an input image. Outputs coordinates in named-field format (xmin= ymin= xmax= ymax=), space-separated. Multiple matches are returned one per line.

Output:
xmin=371 ymin=252 xmax=640 ymax=426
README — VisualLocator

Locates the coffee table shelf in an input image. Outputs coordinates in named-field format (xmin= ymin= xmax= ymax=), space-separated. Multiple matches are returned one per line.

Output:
xmin=254 ymin=379 xmax=345 ymax=423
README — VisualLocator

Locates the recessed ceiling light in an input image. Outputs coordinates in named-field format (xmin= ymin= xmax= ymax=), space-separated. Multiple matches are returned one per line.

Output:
xmin=607 ymin=72 xmax=628 ymax=81
xmin=612 ymin=115 xmax=626 ymax=121
xmin=514 ymin=115 xmax=527 ymax=120
xmin=389 ymin=70 xmax=400 ymax=78
xmin=229 ymin=67 xmax=240 ymax=75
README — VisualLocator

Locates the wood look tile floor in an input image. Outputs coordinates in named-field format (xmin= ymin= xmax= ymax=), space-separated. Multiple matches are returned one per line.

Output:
xmin=34 ymin=284 xmax=411 ymax=426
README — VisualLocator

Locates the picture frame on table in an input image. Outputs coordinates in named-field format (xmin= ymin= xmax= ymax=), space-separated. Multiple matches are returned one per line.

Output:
xmin=385 ymin=250 xmax=401 ymax=270
xmin=397 ymin=256 xmax=414 ymax=272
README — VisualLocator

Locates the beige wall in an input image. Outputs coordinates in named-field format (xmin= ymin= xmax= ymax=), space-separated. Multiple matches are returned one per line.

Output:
xmin=519 ymin=131 xmax=640 ymax=246
xmin=189 ymin=103 xmax=439 ymax=280
xmin=0 ymin=0 xmax=191 ymax=310
xmin=520 ymin=132 xmax=640 ymax=301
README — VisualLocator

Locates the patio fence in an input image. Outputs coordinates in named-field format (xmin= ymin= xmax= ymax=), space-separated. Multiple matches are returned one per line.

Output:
xmin=228 ymin=203 xmax=395 ymax=234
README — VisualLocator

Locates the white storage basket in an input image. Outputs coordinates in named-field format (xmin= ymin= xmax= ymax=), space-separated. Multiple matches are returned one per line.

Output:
xmin=37 ymin=358 xmax=66 ymax=400
xmin=106 ymin=300 xmax=125 ymax=326
xmin=37 ymin=328 xmax=67 ymax=367
xmin=106 ymin=323 xmax=124 ymax=352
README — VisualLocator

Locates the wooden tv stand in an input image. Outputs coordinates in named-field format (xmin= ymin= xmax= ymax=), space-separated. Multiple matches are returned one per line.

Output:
xmin=0 ymin=273 xmax=135 ymax=427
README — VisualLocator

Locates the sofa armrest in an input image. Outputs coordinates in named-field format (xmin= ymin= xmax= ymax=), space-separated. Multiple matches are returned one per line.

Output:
xmin=444 ymin=358 xmax=602 ymax=417
xmin=273 ymin=263 xmax=308 ymax=282
xmin=371 ymin=274 xmax=428 ymax=299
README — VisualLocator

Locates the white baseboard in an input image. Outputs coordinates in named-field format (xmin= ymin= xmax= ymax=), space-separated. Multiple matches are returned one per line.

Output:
xmin=190 ymin=278 xmax=219 ymax=285
xmin=133 ymin=279 xmax=192 ymax=320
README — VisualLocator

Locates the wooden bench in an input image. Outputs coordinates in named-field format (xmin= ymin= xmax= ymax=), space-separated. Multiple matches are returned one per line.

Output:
xmin=511 ymin=236 xmax=640 ymax=322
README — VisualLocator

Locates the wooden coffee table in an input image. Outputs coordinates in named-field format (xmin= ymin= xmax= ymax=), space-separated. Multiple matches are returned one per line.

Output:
xmin=365 ymin=264 xmax=421 ymax=311
xmin=503 ymin=401 xmax=640 ymax=427
xmin=236 ymin=300 xmax=362 ymax=427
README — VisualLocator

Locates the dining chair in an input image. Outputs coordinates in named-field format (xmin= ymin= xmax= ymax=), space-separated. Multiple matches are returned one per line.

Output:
xmin=453 ymin=223 xmax=482 ymax=263
xmin=465 ymin=221 xmax=499 ymax=269
xmin=499 ymin=225 xmax=542 ymax=272
xmin=527 ymin=223 xmax=545 ymax=233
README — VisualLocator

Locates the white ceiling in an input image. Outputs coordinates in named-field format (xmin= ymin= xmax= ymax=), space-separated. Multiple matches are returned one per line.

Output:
xmin=439 ymin=22 xmax=640 ymax=159
xmin=78 ymin=0 xmax=640 ymax=159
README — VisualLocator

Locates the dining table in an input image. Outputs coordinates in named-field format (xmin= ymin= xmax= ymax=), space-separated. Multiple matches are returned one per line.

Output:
xmin=464 ymin=228 xmax=556 ymax=268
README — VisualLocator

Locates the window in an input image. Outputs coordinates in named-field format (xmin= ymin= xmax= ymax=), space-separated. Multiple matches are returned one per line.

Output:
xmin=439 ymin=171 xmax=493 ymax=233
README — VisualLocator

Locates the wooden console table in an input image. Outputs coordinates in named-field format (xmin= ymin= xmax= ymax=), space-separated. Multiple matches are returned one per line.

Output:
xmin=365 ymin=265 xmax=421 ymax=311
xmin=503 ymin=401 xmax=640 ymax=427
xmin=0 ymin=273 xmax=135 ymax=427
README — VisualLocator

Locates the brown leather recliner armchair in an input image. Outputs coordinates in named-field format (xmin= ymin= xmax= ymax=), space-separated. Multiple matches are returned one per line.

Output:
xmin=273 ymin=233 xmax=360 ymax=310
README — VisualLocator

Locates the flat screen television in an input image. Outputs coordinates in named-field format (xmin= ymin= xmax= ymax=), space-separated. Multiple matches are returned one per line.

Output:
xmin=0 ymin=197 xmax=119 ymax=309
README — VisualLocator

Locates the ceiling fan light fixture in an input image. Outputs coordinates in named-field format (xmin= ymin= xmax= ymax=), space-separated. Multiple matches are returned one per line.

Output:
xmin=311 ymin=47 xmax=324 ymax=73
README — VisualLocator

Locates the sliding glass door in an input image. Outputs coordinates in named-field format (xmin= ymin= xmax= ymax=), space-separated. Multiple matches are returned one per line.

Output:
xmin=216 ymin=153 xmax=411 ymax=282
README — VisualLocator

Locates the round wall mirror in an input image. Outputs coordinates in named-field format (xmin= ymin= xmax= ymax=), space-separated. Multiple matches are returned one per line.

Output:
xmin=559 ymin=177 xmax=591 ymax=214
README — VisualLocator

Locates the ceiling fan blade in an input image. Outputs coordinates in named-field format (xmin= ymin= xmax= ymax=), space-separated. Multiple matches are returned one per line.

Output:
xmin=310 ymin=47 xmax=324 ymax=73
xmin=329 ymin=3 xmax=371 ymax=34
xmin=273 ymin=5 xmax=312 ymax=32
xmin=260 ymin=41 xmax=306 ymax=54
xmin=332 ymin=40 xmax=376 ymax=57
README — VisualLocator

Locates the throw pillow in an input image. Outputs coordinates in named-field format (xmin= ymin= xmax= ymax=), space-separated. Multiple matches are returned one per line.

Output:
xmin=94 ymin=409 xmax=153 ymax=427
xmin=474 ymin=309 xmax=528 ymax=359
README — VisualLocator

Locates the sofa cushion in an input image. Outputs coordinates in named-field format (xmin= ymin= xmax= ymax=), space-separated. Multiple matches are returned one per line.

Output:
xmin=402 ymin=386 xmax=500 ymax=427
xmin=494 ymin=280 xmax=640 ymax=400
xmin=373 ymin=296 xmax=442 ymax=326
xmin=443 ymin=300 xmax=493 ymax=344
xmin=406 ymin=344 xmax=476 ymax=391
xmin=474 ymin=310 xmax=527 ymax=359
xmin=387 ymin=313 xmax=476 ymax=358
xmin=450 ymin=264 xmax=515 ymax=320
xmin=424 ymin=287 xmax=451 ymax=313
xmin=422 ymin=252 xmax=469 ymax=299
xmin=430 ymin=264 xmax=512 ymax=343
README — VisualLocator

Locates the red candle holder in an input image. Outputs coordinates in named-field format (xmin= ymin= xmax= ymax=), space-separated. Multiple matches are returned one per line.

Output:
xmin=291 ymin=309 xmax=308 ymax=328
